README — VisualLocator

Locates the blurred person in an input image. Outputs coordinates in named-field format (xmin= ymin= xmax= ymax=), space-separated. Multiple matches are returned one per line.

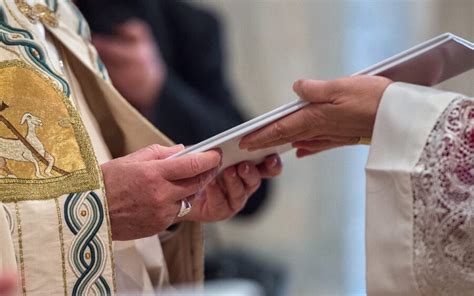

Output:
xmin=77 ymin=0 xmax=271 ymax=217
xmin=0 ymin=1 xmax=281 ymax=295
xmin=241 ymin=75 xmax=474 ymax=295
xmin=76 ymin=2 xmax=285 ymax=294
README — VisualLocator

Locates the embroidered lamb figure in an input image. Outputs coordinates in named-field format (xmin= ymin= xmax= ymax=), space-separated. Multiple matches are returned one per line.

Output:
xmin=0 ymin=113 xmax=55 ymax=178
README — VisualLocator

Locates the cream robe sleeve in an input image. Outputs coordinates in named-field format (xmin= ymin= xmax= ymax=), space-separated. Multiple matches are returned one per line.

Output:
xmin=366 ymin=82 xmax=474 ymax=295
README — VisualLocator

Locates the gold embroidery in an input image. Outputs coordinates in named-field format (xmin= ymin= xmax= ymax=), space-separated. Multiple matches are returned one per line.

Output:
xmin=14 ymin=201 xmax=26 ymax=296
xmin=54 ymin=197 xmax=68 ymax=296
xmin=3 ymin=0 xmax=63 ymax=75
xmin=0 ymin=60 xmax=101 ymax=202
xmin=14 ymin=0 xmax=58 ymax=28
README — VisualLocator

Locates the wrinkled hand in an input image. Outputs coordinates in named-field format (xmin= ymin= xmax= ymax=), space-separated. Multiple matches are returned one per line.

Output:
xmin=92 ymin=19 xmax=166 ymax=111
xmin=179 ymin=155 xmax=282 ymax=223
xmin=240 ymin=76 xmax=392 ymax=157
xmin=0 ymin=273 xmax=17 ymax=296
xmin=102 ymin=145 xmax=221 ymax=241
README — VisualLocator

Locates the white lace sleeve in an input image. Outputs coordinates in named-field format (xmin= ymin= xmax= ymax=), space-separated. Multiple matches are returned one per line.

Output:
xmin=412 ymin=97 xmax=474 ymax=295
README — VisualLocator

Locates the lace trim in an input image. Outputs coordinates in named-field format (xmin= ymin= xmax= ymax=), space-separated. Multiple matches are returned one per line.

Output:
xmin=412 ymin=97 xmax=474 ymax=295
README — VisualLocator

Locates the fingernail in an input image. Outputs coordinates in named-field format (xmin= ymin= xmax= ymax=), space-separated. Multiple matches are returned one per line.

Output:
xmin=293 ymin=79 xmax=304 ymax=94
xmin=243 ymin=163 xmax=250 ymax=174
xmin=270 ymin=157 xmax=280 ymax=168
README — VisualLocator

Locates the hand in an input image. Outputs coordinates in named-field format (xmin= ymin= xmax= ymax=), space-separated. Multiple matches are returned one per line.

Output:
xmin=240 ymin=75 xmax=392 ymax=157
xmin=92 ymin=19 xmax=166 ymax=111
xmin=101 ymin=144 xmax=221 ymax=241
xmin=179 ymin=154 xmax=282 ymax=222
xmin=0 ymin=273 xmax=17 ymax=296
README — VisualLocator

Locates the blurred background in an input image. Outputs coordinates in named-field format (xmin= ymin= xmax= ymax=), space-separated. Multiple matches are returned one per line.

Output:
xmin=79 ymin=0 xmax=473 ymax=295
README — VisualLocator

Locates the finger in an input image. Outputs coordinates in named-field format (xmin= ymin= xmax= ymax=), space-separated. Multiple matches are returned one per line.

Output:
xmin=293 ymin=140 xmax=352 ymax=158
xmin=296 ymin=146 xmax=342 ymax=158
xmin=92 ymin=35 xmax=135 ymax=64
xmin=293 ymin=79 xmax=339 ymax=103
xmin=124 ymin=144 xmax=185 ymax=162
xmin=257 ymin=154 xmax=283 ymax=178
xmin=159 ymin=150 xmax=222 ymax=180
xmin=293 ymin=137 xmax=358 ymax=151
xmin=168 ymin=168 xmax=219 ymax=201
xmin=240 ymin=108 xmax=315 ymax=149
xmin=222 ymin=166 xmax=246 ymax=211
xmin=300 ymin=135 xmax=358 ymax=143
xmin=296 ymin=149 xmax=315 ymax=158
xmin=237 ymin=162 xmax=261 ymax=190
xmin=204 ymin=179 xmax=232 ymax=214
xmin=115 ymin=19 xmax=152 ymax=42
xmin=247 ymin=129 xmax=317 ymax=151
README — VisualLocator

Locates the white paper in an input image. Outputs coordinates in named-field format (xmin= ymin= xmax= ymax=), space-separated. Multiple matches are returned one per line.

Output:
xmin=169 ymin=33 xmax=474 ymax=170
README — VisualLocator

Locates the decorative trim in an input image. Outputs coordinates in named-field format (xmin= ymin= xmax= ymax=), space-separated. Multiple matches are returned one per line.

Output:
xmin=64 ymin=192 xmax=111 ymax=295
xmin=55 ymin=197 xmax=68 ymax=296
xmin=3 ymin=0 xmax=63 ymax=75
xmin=14 ymin=201 xmax=26 ymax=296
xmin=0 ymin=20 xmax=70 ymax=96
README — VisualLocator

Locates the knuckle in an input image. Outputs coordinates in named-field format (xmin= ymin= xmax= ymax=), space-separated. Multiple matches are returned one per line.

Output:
xmin=303 ymin=108 xmax=325 ymax=127
xmin=272 ymin=121 xmax=286 ymax=140
xmin=145 ymin=144 xmax=163 ymax=155
xmin=139 ymin=168 xmax=154 ymax=183
xmin=189 ymin=157 xmax=202 ymax=175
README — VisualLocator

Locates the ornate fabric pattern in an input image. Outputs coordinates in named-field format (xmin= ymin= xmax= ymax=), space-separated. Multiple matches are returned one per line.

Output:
xmin=0 ymin=60 xmax=101 ymax=201
xmin=0 ymin=1 xmax=115 ymax=294
xmin=65 ymin=191 xmax=110 ymax=295
xmin=412 ymin=97 xmax=474 ymax=295
xmin=0 ymin=19 xmax=71 ymax=96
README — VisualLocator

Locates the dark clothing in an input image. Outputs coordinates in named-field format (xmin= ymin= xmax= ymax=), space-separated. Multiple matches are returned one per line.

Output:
xmin=78 ymin=0 xmax=269 ymax=216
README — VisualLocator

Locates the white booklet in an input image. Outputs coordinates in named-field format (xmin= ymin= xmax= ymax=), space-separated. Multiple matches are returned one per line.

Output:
xmin=170 ymin=33 xmax=474 ymax=169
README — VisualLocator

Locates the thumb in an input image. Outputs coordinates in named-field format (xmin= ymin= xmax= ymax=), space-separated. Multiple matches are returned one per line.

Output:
xmin=293 ymin=79 xmax=333 ymax=103
xmin=123 ymin=144 xmax=185 ymax=162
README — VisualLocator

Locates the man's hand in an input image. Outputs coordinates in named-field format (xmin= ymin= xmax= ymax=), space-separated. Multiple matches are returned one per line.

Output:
xmin=0 ymin=273 xmax=17 ymax=296
xmin=102 ymin=145 xmax=221 ymax=240
xmin=240 ymin=76 xmax=392 ymax=157
xmin=92 ymin=19 xmax=166 ymax=111
xmin=179 ymin=154 xmax=282 ymax=222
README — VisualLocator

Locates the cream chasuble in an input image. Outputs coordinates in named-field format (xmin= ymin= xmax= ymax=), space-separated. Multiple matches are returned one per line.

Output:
xmin=366 ymin=82 xmax=474 ymax=295
xmin=0 ymin=0 xmax=205 ymax=295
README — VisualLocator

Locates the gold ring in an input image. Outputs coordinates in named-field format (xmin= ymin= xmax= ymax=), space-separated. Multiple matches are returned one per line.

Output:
xmin=177 ymin=199 xmax=192 ymax=218
xmin=358 ymin=137 xmax=372 ymax=145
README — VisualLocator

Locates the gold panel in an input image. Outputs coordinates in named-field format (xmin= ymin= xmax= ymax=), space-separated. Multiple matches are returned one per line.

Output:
xmin=0 ymin=60 xmax=101 ymax=201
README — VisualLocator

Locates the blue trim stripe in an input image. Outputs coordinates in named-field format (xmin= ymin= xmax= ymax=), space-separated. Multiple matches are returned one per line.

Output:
xmin=0 ymin=22 xmax=71 ymax=96
xmin=65 ymin=192 xmax=111 ymax=296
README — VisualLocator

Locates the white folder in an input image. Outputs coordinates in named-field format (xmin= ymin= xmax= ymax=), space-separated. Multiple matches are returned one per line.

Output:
xmin=169 ymin=33 xmax=474 ymax=170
